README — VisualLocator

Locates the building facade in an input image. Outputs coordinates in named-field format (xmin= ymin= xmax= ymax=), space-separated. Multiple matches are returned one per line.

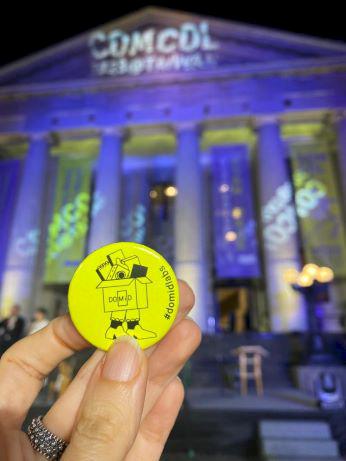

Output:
xmin=1 ymin=7 xmax=346 ymax=333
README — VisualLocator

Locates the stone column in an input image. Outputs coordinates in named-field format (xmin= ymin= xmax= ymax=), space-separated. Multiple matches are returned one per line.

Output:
xmin=256 ymin=116 xmax=306 ymax=332
xmin=174 ymin=122 xmax=209 ymax=332
xmin=0 ymin=132 xmax=49 ymax=317
xmin=328 ymin=110 xmax=346 ymax=332
xmin=88 ymin=127 xmax=123 ymax=253
xmin=335 ymin=110 xmax=346 ymax=217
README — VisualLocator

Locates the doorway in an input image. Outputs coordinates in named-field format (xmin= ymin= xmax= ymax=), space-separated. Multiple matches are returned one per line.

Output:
xmin=216 ymin=286 xmax=249 ymax=333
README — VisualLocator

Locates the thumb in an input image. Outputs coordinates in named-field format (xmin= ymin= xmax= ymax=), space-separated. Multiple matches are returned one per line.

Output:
xmin=63 ymin=336 xmax=147 ymax=461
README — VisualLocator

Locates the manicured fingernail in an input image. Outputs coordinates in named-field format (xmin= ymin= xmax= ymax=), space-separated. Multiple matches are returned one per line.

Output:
xmin=102 ymin=336 xmax=141 ymax=382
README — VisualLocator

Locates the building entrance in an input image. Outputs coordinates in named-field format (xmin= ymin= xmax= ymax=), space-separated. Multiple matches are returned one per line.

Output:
xmin=215 ymin=283 xmax=263 ymax=333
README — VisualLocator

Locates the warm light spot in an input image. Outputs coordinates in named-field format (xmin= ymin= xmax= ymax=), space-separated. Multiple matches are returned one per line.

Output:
xmin=225 ymin=231 xmax=237 ymax=242
xmin=219 ymin=183 xmax=230 ymax=193
xmin=302 ymin=263 xmax=319 ymax=278
xmin=283 ymin=268 xmax=299 ymax=284
xmin=316 ymin=266 xmax=334 ymax=283
xmin=164 ymin=186 xmax=178 ymax=197
xmin=232 ymin=207 xmax=243 ymax=219
xmin=297 ymin=273 xmax=313 ymax=287
xmin=149 ymin=190 xmax=158 ymax=199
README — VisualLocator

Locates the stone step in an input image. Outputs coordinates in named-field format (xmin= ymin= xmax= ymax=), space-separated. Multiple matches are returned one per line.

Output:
xmin=262 ymin=439 xmax=339 ymax=459
xmin=265 ymin=458 xmax=343 ymax=461
xmin=259 ymin=420 xmax=332 ymax=439
xmin=162 ymin=456 xmax=249 ymax=461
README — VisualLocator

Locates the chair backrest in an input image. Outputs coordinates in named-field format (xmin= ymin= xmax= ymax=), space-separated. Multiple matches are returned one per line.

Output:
xmin=232 ymin=345 xmax=269 ymax=357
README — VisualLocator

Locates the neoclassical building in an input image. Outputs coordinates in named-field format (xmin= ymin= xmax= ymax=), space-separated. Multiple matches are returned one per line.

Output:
xmin=1 ymin=7 xmax=346 ymax=333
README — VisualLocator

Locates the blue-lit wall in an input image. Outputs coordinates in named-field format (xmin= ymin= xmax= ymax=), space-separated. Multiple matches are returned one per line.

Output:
xmin=1 ymin=8 xmax=346 ymax=333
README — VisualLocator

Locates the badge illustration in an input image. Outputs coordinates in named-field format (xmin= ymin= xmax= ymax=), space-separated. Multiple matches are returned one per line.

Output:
xmin=68 ymin=242 xmax=179 ymax=350
xmin=96 ymin=248 xmax=157 ymax=340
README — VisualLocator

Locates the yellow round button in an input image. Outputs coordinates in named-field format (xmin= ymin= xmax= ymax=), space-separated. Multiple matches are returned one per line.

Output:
xmin=68 ymin=242 xmax=179 ymax=350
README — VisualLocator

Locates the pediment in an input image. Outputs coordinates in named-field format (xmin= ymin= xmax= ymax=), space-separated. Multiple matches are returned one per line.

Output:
xmin=1 ymin=7 xmax=345 ymax=86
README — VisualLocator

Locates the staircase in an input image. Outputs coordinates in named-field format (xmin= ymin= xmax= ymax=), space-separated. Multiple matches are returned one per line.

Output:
xmin=258 ymin=420 xmax=343 ymax=460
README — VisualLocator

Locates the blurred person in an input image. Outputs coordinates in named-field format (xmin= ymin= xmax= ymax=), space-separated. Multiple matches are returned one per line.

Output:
xmin=48 ymin=360 xmax=74 ymax=401
xmin=0 ymin=304 xmax=25 ymax=354
xmin=28 ymin=307 xmax=49 ymax=335
xmin=0 ymin=280 xmax=201 ymax=461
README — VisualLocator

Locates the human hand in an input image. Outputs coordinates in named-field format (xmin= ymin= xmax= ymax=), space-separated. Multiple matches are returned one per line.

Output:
xmin=0 ymin=280 xmax=200 ymax=460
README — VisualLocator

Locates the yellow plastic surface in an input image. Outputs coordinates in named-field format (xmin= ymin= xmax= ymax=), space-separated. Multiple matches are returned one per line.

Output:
xmin=68 ymin=242 xmax=179 ymax=350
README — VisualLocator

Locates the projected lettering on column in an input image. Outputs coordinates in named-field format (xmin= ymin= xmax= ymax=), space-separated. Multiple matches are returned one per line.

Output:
xmin=89 ymin=21 xmax=219 ymax=77
xmin=262 ymin=174 xmax=326 ymax=252
xmin=291 ymin=149 xmax=346 ymax=276
xmin=15 ymin=229 xmax=40 ymax=258
xmin=121 ymin=203 xmax=147 ymax=243
xmin=262 ymin=182 xmax=297 ymax=252
xmin=46 ymin=192 xmax=90 ymax=263
xmin=293 ymin=170 xmax=327 ymax=218
xmin=44 ymin=156 xmax=93 ymax=284
xmin=91 ymin=191 xmax=106 ymax=218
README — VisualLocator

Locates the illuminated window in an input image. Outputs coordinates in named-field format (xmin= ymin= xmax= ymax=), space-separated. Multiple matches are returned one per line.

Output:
xmin=164 ymin=185 xmax=178 ymax=197
xmin=149 ymin=189 xmax=158 ymax=199
xmin=232 ymin=207 xmax=242 ymax=219
xmin=225 ymin=231 xmax=237 ymax=242
xmin=219 ymin=183 xmax=230 ymax=193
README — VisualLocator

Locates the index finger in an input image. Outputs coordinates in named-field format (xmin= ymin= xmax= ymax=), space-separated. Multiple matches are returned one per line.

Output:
xmin=0 ymin=314 xmax=88 ymax=429
xmin=0 ymin=280 xmax=194 ymax=430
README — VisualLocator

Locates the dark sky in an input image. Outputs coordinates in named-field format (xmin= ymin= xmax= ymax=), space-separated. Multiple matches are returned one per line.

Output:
xmin=1 ymin=1 xmax=345 ymax=67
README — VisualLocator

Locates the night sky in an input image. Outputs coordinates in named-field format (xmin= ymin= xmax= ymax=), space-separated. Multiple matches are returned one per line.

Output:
xmin=0 ymin=2 xmax=345 ymax=67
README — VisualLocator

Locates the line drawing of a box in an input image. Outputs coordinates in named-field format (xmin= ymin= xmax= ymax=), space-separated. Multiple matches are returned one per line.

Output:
xmin=97 ymin=277 xmax=151 ymax=312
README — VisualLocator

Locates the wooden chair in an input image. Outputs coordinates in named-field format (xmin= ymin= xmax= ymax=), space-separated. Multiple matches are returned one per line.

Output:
xmin=232 ymin=346 xmax=269 ymax=396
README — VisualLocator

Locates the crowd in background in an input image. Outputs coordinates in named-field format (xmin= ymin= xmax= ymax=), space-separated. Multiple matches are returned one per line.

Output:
xmin=0 ymin=305 xmax=73 ymax=402
xmin=0 ymin=305 xmax=50 ymax=355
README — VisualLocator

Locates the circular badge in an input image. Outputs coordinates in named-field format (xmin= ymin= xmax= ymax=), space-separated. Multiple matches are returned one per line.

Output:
xmin=68 ymin=242 xmax=179 ymax=350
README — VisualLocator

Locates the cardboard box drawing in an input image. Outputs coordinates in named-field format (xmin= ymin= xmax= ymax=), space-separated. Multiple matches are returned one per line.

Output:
xmin=96 ymin=248 xmax=157 ymax=340
xmin=97 ymin=276 xmax=151 ymax=312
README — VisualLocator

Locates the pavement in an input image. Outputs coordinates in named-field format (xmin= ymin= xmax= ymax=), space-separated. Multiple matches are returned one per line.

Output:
xmin=186 ymin=387 xmax=318 ymax=413
xmin=26 ymin=385 xmax=345 ymax=461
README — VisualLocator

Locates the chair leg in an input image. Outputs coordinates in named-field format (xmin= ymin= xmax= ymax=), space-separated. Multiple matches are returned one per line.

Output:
xmin=256 ymin=372 xmax=263 ymax=396
xmin=240 ymin=374 xmax=247 ymax=395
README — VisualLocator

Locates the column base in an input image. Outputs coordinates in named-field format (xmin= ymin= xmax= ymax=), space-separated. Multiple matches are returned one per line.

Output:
xmin=266 ymin=259 xmax=307 ymax=332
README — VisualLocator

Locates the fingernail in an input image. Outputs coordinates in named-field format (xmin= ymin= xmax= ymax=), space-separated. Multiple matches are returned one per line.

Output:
xmin=102 ymin=336 xmax=141 ymax=382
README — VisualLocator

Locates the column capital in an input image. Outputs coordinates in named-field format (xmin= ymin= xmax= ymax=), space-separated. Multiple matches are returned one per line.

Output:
xmin=100 ymin=126 xmax=124 ymax=137
xmin=29 ymin=132 xmax=50 ymax=142
xmin=253 ymin=114 xmax=281 ymax=129
xmin=175 ymin=121 xmax=202 ymax=135
xmin=333 ymin=110 xmax=346 ymax=124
